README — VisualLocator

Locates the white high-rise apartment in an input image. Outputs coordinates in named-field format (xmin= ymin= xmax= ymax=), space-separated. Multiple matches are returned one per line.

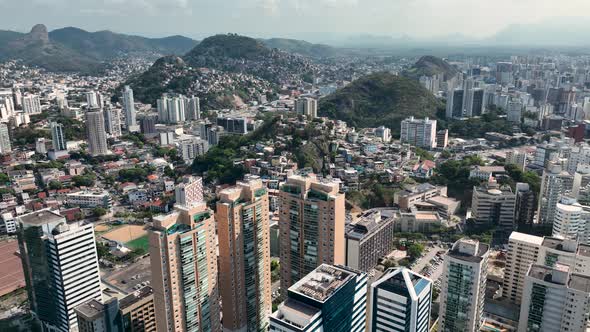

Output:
xmin=505 ymin=149 xmax=526 ymax=170
xmin=187 ymin=96 xmax=200 ymax=120
xmin=178 ymin=137 xmax=208 ymax=164
xmin=85 ymin=91 xmax=99 ymax=109
xmin=400 ymin=117 xmax=437 ymax=149
xmin=538 ymin=164 xmax=574 ymax=225
xmin=552 ymin=197 xmax=590 ymax=244
xmin=167 ymin=97 xmax=186 ymax=124
xmin=50 ymin=122 xmax=67 ymax=151
xmin=22 ymin=94 xmax=42 ymax=114
xmin=503 ymin=232 xmax=543 ymax=305
xmin=368 ymin=268 xmax=432 ymax=332
xmin=295 ymin=97 xmax=318 ymax=118
xmin=375 ymin=126 xmax=392 ymax=143
xmin=438 ymin=238 xmax=489 ymax=332
xmin=17 ymin=209 xmax=102 ymax=332
xmin=157 ymin=96 xmax=169 ymax=123
xmin=175 ymin=176 xmax=203 ymax=208
xmin=503 ymin=231 xmax=590 ymax=306
xmin=518 ymin=264 xmax=590 ymax=332
xmin=104 ymin=107 xmax=122 ymax=138
xmin=122 ymin=86 xmax=138 ymax=132
xmin=0 ymin=123 xmax=11 ymax=154
xmin=86 ymin=109 xmax=109 ymax=156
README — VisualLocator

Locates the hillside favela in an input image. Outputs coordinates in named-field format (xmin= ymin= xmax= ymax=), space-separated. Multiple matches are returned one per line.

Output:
xmin=2 ymin=1 xmax=590 ymax=332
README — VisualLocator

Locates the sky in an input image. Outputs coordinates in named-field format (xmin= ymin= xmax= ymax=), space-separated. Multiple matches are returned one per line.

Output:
xmin=1 ymin=0 xmax=590 ymax=42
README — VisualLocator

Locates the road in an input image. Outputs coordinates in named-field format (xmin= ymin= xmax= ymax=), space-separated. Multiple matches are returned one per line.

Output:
xmin=411 ymin=246 xmax=443 ymax=274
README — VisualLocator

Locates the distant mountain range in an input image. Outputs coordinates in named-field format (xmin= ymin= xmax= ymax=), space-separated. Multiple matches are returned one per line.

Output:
xmin=403 ymin=55 xmax=459 ymax=81
xmin=0 ymin=24 xmax=198 ymax=72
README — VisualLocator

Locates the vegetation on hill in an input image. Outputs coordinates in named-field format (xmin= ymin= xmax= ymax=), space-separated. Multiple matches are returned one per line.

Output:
xmin=318 ymin=72 xmax=442 ymax=133
xmin=0 ymin=24 xmax=198 ymax=72
xmin=403 ymin=55 xmax=459 ymax=80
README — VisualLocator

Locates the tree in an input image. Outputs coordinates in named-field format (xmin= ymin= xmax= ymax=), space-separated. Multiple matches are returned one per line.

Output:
xmin=407 ymin=243 xmax=425 ymax=260
xmin=93 ymin=207 xmax=108 ymax=217
xmin=73 ymin=175 xmax=95 ymax=187
xmin=0 ymin=173 xmax=9 ymax=184
xmin=48 ymin=181 xmax=63 ymax=190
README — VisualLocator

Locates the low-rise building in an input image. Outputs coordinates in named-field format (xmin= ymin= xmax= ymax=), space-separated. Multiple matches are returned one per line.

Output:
xmin=67 ymin=191 xmax=112 ymax=208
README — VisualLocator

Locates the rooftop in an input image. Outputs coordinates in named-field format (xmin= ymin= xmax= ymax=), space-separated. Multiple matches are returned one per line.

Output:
xmin=569 ymin=273 xmax=590 ymax=293
xmin=119 ymin=286 xmax=153 ymax=310
xmin=577 ymin=244 xmax=590 ymax=258
xmin=18 ymin=209 xmax=64 ymax=226
xmin=291 ymin=264 xmax=355 ymax=302
xmin=74 ymin=299 xmax=106 ymax=320
xmin=448 ymin=238 xmax=489 ymax=263
xmin=509 ymin=232 xmax=544 ymax=246
xmin=271 ymin=298 xmax=321 ymax=329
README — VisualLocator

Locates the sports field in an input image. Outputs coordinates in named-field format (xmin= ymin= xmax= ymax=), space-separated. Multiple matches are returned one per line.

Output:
xmin=101 ymin=225 xmax=147 ymax=243
xmin=0 ymin=241 xmax=25 ymax=296
xmin=126 ymin=235 xmax=149 ymax=252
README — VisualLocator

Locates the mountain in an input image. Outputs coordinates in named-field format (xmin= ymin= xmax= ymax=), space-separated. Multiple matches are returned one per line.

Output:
xmin=126 ymin=34 xmax=316 ymax=107
xmin=488 ymin=20 xmax=590 ymax=46
xmin=49 ymin=27 xmax=198 ymax=59
xmin=0 ymin=24 xmax=198 ymax=72
xmin=261 ymin=38 xmax=338 ymax=58
xmin=0 ymin=24 xmax=101 ymax=72
xmin=403 ymin=55 xmax=459 ymax=81
xmin=319 ymin=72 xmax=442 ymax=133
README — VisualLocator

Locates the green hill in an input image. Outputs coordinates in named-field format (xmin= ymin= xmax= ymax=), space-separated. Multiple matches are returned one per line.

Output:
xmin=319 ymin=72 xmax=442 ymax=133
xmin=403 ymin=55 xmax=459 ymax=80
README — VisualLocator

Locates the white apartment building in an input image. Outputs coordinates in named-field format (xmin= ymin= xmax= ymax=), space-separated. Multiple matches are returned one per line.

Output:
xmin=538 ymin=164 xmax=574 ymax=225
xmin=17 ymin=210 xmax=102 ymax=332
xmin=505 ymin=149 xmax=526 ymax=170
xmin=175 ymin=176 xmax=203 ymax=207
xmin=400 ymin=117 xmax=437 ymax=149
xmin=518 ymin=264 xmax=590 ymax=332
xmin=438 ymin=238 xmax=489 ymax=332
xmin=51 ymin=122 xmax=67 ymax=151
xmin=22 ymin=94 xmax=42 ymax=114
xmin=0 ymin=123 xmax=11 ymax=154
xmin=368 ymin=268 xmax=432 ymax=332
xmin=66 ymin=191 xmax=112 ymax=208
xmin=86 ymin=109 xmax=110 ymax=156
xmin=552 ymin=197 xmax=590 ymax=245
xmin=122 ymin=86 xmax=138 ymax=132
xmin=295 ymin=97 xmax=318 ymax=119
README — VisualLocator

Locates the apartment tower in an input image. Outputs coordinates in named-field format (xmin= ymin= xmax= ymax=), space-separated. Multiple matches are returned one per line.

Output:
xmin=148 ymin=202 xmax=220 ymax=332
xmin=216 ymin=179 xmax=271 ymax=332
xmin=86 ymin=109 xmax=109 ymax=156
xmin=278 ymin=174 xmax=345 ymax=297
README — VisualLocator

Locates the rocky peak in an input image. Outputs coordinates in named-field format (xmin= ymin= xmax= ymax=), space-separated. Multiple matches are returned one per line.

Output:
xmin=28 ymin=24 xmax=49 ymax=43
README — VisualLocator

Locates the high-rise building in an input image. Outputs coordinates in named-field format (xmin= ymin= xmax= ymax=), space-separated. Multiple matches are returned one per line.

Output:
xmin=515 ymin=182 xmax=536 ymax=226
xmin=447 ymin=88 xmax=465 ymax=118
xmin=51 ymin=121 xmax=67 ymax=151
xmin=438 ymin=238 xmax=489 ymax=332
xmin=345 ymin=209 xmax=397 ymax=272
xmin=436 ymin=129 xmax=449 ymax=149
xmin=139 ymin=115 xmax=157 ymax=135
xmin=22 ymin=94 xmax=42 ymax=114
xmin=503 ymin=232 xmax=543 ymax=305
xmin=148 ymin=202 xmax=220 ymax=332
xmin=17 ymin=209 xmax=102 ymax=332
xmin=104 ymin=107 xmax=122 ymax=138
xmin=295 ymin=97 xmax=318 ymax=119
xmin=507 ymin=100 xmax=523 ymax=123
xmin=187 ymin=96 xmax=201 ymax=121
xmin=518 ymin=264 xmax=590 ymax=332
xmin=85 ymin=91 xmax=99 ymax=109
xmin=400 ymin=117 xmax=437 ymax=149
xmin=503 ymin=231 xmax=590 ymax=307
xmin=86 ymin=109 xmax=110 ymax=156
xmin=75 ymin=286 xmax=156 ymax=332
xmin=552 ymin=197 xmax=590 ymax=244
xmin=178 ymin=137 xmax=209 ymax=165
xmin=216 ymin=179 xmax=272 ymax=332
xmin=538 ymin=164 xmax=574 ymax=225
xmin=122 ymin=86 xmax=138 ymax=132
xmin=278 ymin=174 xmax=346 ymax=297
xmin=471 ymin=182 xmax=516 ymax=239
xmin=35 ymin=138 xmax=47 ymax=154
xmin=174 ymin=176 xmax=203 ymax=208
xmin=505 ymin=150 xmax=526 ymax=170
xmin=157 ymin=96 xmax=169 ymax=123
xmin=167 ymin=97 xmax=186 ymax=124
xmin=216 ymin=117 xmax=248 ymax=135
xmin=270 ymin=264 xmax=367 ymax=332
xmin=470 ymin=88 xmax=485 ymax=116
xmin=0 ymin=123 xmax=11 ymax=154
xmin=367 ymin=268 xmax=432 ymax=332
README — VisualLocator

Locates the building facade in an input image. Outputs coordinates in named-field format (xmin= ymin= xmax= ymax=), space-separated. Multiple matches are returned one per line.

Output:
xmin=400 ymin=117 xmax=437 ymax=149
xmin=86 ymin=109 xmax=110 ymax=156
xmin=216 ymin=179 xmax=272 ymax=332
xmin=278 ymin=175 xmax=345 ymax=297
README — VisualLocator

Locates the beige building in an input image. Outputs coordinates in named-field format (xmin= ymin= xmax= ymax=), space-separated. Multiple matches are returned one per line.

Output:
xmin=120 ymin=286 xmax=156 ymax=332
xmin=148 ymin=202 xmax=220 ymax=332
xmin=216 ymin=179 xmax=272 ymax=332
xmin=278 ymin=174 xmax=345 ymax=297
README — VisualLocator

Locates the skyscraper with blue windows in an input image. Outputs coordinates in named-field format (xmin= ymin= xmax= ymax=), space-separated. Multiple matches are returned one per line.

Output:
xmin=270 ymin=264 xmax=367 ymax=332
xmin=367 ymin=268 xmax=433 ymax=332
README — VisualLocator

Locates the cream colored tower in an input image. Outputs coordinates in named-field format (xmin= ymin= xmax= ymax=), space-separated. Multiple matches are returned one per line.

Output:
xmin=216 ymin=179 xmax=271 ymax=332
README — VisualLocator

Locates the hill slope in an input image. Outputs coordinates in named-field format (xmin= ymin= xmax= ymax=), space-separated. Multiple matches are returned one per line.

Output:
xmin=49 ymin=27 xmax=198 ymax=59
xmin=319 ymin=72 xmax=442 ymax=133
xmin=126 ymin=34 xmax=315 ymax=107
xmin=0 ymin=24 xmax=198 ymax=72
xmin=403 ymin=55 xmax=459 ymax=80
